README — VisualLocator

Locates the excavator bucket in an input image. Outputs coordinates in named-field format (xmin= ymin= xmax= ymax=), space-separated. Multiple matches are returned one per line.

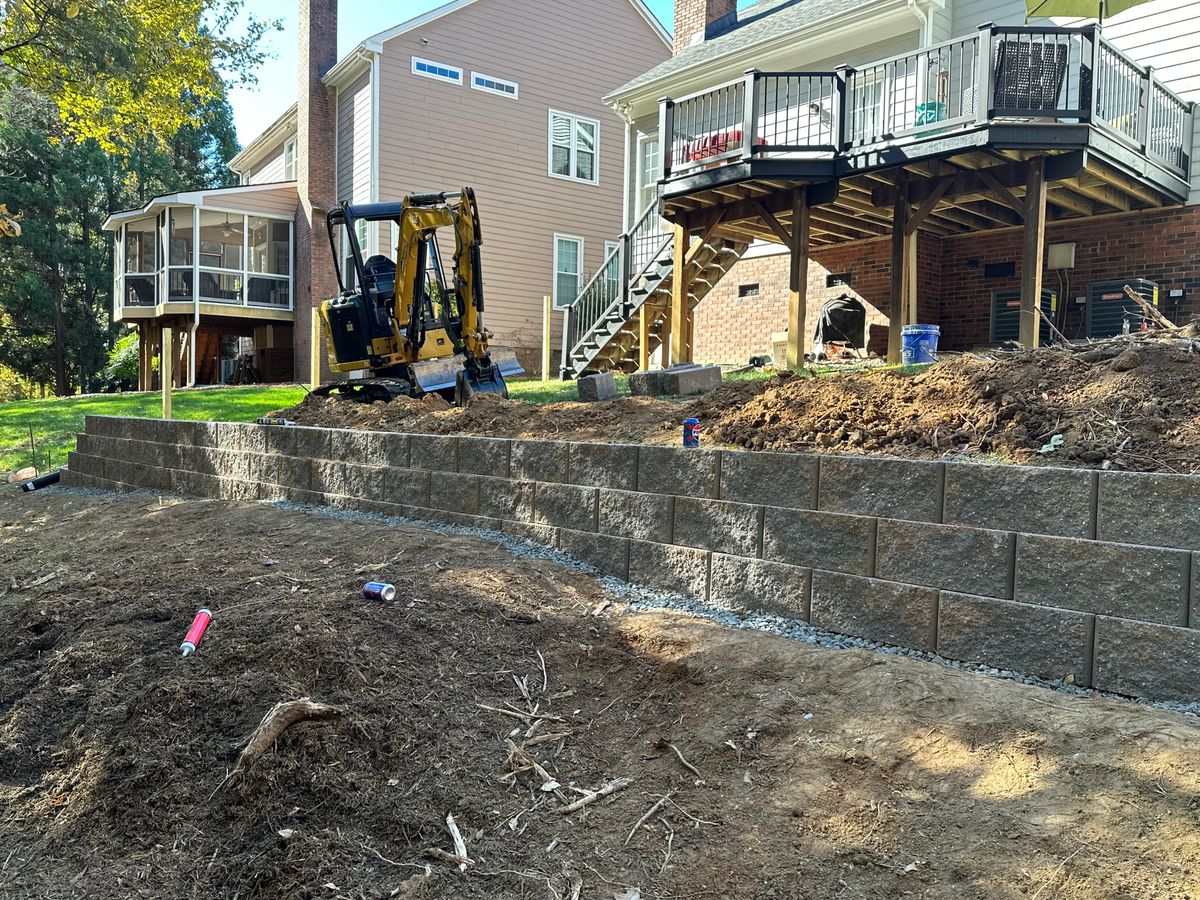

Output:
xmin=455 ymin=351 xmax=521 ymax=404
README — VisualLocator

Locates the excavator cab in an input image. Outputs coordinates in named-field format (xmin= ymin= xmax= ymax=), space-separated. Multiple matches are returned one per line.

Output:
xmin=317 ymin=190 xmax=520 ymax=404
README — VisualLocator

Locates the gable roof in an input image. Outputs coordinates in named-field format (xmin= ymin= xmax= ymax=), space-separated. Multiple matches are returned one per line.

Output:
xmin=607 ymin=0 xmax=879 ymax=100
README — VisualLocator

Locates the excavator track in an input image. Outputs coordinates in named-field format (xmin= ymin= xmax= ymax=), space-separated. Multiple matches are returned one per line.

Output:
xmin=309 ymin=378 xmax=414 ymax=404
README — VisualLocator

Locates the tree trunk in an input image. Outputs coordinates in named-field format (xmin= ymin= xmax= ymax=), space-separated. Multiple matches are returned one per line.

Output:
xmin=46 ymin=171 xmax=69 ymax=396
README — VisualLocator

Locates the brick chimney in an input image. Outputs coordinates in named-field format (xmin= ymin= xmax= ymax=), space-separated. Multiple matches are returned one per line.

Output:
xmin=294 ymin=0 xmax=339 ymax=382
xmin=674 ymin=0 xmax=736 ymax=53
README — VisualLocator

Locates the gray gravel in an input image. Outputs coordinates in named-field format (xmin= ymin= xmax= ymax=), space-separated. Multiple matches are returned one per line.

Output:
xmin=46 ymin=485 xmax=1200 ymax=719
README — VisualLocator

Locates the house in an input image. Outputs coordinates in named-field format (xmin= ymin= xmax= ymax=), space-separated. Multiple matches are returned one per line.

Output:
xmin=103 ymin=0 xmax=671 ymax=389
xmin=560 ymin=0 xmax=1197 ymax=377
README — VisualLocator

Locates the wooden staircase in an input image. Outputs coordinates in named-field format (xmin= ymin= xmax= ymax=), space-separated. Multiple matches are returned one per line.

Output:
xmin=561 ymin=203 xmax=747 ymax=378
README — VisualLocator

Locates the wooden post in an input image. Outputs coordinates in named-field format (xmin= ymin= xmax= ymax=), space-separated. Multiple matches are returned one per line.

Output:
xmin=137 ymin=323 xmax=148 ymax=391
xmin=541 ymin=294 xmax=552 ymax=382
xmin=161 ymin=325 xmax=173 ymax=420
xmin=888 ymin=177 xmax=910 ymax=364
xmin=906 ymin=230 xmax=919 ymax=325
xmin=1019 ymin=156 xmax=1047 ymax=349
xmin=638 ymin=304 xmax=650 ymax=371
xmin=669 ymin=219 xmax=690 ymax=366
xmin=786 ymin=186 xmax=810 ymax=371
xmin=310 ymin=306 xmax=322 ymax=389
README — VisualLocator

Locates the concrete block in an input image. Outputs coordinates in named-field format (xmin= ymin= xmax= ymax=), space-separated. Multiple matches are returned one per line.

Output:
xmin=569 ymin=442 xmax=638 ymax=491
xmin=673 ymin=497 xmax=761 ymax=557
xmin=559 ymin=529 xmax=630 ymax=580
xmin=577 ymin=371 xmax=617 ymax=402
xmin=218 ymin=478 xmax=262 ymax=502
xmin=111 ymin=458 xmax=170 ymax=491
xmin=382 ymin=467 xmax=432 ymax=508
xmin=269 ymin=425 xmax=333 ymax=460
xmin=123 ymin=439 xmax=164 ymax=468
xmin=533 ymin=483 xmax=597 ymax=531
xmin=60 ymin=469 xmax=94 ymax=489
xmin=170 ymin=420 xmax=218 ymax=448
xmin=84 ymin=415 xmax=114 ymax=436
xmin=281 ymin=487 xmax=328 ymax=507
xmin=937 ymin=592 xmax=1094 ymax=684
xmin=597 ymin=489 xmax=673 ymax=542
xmin=503 ymin=520 xmax=558 ymax=547
xmin=1098 ymin=471 xmax=1200 ymax=550
xmin=1015 ymin=534 xmax=1189 ymax=626
xmin=330 ymin=430 xmax=409 ymax=469
xmin=274 ymin=456 xmax=313 ymax=491
xmin=709 ymin=554 xmax=810 ymax=619
xmin=811 ymin=571 xmax=938 ymax=650
xmin=876 ymin=519 xmax=1014 ymax=599
xmin=458 ymin=437 xmax=510 ymax=478
xmin=637 ymin=446 xmax=718 ymax=498
xmin=409 ymin=434 xmax=458 ymax=471
xmin=944 ymin=463 xmax=1094 ymax=539
xmin=105 ymin=417 xmax=141 ymax=441
xmin=220 ymin=422 xmax=271 ymax=454
xmin=818 ymin=455 xmax=944 ymax=524
xmin=171 ymin=469 xmax=221 ymax=498
xmin=1093 ymin=616 xmax=1200 ymax=702
xmin=629 ymin=369 xmax=666 ymax=396
xmin=74 ymin=433 xmax=104 ymax=458
xmin=761 ymin=508 xmax=876 ymax=575
xmin=65 ymin=451 xmax=104 ymax=478
xmin=662 ymin=363 xmax=721 ymax=396
xmin=311 ymin=460 xmax=385 ymax=498
xmin=628 ymin=540 xmax=709 ymax=599
xmin=158 ymin=442 xmax=182 ymax=471
xmin=510 ymin=440 xmax=570 ymax=484
xmin=430 ymin=474 xmax=479 ymax=515
xmin=176 ymin=445 xmax=219 ymax=476
xmin=720 ymin=450 xmax=818 ymax=509
xmin=478 ymin=477 xmax=533 ymax=523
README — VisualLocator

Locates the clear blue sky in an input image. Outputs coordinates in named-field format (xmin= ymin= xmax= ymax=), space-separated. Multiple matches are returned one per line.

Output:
xmin=226 ymin=1 xmax=750 ymax=143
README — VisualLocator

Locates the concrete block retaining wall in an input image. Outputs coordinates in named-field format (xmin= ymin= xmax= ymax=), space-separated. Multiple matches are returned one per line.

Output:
xmin=64 ymin=416 xmax=1200 ymax=703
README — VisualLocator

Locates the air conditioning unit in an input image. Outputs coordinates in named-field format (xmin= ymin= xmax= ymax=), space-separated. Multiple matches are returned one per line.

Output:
xmin=990 ymin=289 xmax=1057 ymax=344
xmin=1087 ymin=278 xmax=1159 ymax=338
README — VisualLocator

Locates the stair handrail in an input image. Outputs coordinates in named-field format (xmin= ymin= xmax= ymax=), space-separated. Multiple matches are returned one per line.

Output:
xmin=560 ymin=200 xmax=674 ymax=377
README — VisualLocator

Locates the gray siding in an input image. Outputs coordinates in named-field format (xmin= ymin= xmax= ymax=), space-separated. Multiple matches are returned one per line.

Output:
xmin=336 ymin=70 xmax=373 ymax=208
xmin=374 ymin=0 xmax=670 ymax=361
xmin=248 ymin=136 xmax=292 ymax=185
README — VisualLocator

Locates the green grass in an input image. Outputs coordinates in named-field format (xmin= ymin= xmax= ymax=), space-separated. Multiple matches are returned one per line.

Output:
xmin=0 ymin=385 xmax=307 ymax=474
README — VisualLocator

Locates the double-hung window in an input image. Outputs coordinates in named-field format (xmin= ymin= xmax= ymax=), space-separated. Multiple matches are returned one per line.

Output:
xmin=549 ymin=110 xmax=599 ymax=184
xmin=636 ymin=136 xmax=660 ymax=213
xmin=553 ymin=235 xmax=583 ymax=309
xmin=283 ymin=138 xmax=296 ymax=181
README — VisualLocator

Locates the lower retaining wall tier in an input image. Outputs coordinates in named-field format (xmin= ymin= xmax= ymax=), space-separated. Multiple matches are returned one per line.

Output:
xmin=63 ymin=415 xmax=1200 ymax=704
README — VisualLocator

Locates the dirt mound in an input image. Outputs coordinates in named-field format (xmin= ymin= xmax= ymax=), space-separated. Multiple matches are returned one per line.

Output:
xmin=4 ymin=491 xmax=1200 ymax=899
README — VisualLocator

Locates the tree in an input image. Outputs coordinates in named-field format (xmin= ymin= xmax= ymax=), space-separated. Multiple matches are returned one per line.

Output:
xmin=0 ymin=0 xmax=274 ymax=153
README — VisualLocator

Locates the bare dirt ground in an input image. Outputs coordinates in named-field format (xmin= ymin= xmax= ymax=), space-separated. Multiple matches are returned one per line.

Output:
xmin=2 ymin=489 xmax=1199 ymax=899
xmin=280 ymin=340 xmax=1200 ymax=472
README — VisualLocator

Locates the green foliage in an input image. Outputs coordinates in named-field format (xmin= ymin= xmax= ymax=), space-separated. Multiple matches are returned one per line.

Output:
xmin=103 ymin=331 xmax=144 ymax=390
xmin=0 ymin=384 xmax=307 ymax=473
xmin=0 ymin=1 xmax=276 ymax=153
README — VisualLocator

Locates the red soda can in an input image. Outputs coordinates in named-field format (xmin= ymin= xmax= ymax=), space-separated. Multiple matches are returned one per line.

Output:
xmin=180 ymin=608 xmax=213 ymax=657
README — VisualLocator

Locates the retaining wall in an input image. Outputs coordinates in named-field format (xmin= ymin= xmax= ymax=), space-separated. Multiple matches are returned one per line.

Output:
xmin=64 ymin=416 xmax=1200 ymax=703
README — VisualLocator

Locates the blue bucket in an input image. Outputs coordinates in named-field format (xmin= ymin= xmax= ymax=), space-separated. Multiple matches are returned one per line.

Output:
xmin=901 ymin=324 xmax=940 ymax=365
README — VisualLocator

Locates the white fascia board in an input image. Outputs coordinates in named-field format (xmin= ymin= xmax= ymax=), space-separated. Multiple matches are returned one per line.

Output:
xmin=604 ymin=0 xmax=915 ymax=117
xmin=323 ymin=45 xmax=373 ymax=89
xmin=229 ymin=103 xmax=298 ymax=173
xmin=626 ymin=0 xmax=672 ymax=48
xmin=102 ymin=184 xmax=299 ymax=230
xmin=361 ymin=0 xmax=482 ymax=51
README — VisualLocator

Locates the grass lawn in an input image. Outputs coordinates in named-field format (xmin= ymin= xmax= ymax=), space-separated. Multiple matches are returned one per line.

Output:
xmin=0 ymin=385 xmax=307 ymax=474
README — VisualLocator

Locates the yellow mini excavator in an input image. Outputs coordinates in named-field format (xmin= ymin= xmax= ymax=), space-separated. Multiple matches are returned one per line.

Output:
xmin=314 ymin=188 xmax=521 ymax=404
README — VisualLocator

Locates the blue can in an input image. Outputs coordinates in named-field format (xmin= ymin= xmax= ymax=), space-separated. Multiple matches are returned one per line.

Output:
xmin=683 ymin=418 xmax=701 ymax=448
xmin=362 ymin=582 xmax=397 ymax=602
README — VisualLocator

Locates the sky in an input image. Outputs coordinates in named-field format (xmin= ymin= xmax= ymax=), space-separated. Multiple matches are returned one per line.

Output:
xmin=227 ymin=0 xmax=682 ymax=142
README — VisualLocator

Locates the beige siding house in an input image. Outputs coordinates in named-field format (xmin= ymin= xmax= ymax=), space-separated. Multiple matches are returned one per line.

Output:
xmin=103 ymin=0 xmax=670 ymax=388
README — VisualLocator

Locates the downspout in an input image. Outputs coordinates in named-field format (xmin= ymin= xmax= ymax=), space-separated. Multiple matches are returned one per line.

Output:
xmin=907 ymin=0 xmax=931 ymax=46
xmin=190 ymin=206 xmax=199 ymax=387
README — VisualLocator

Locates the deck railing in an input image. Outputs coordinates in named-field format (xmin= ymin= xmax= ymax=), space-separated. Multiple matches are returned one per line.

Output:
xmin=660 ymin=23 xmax=1194 ymax=182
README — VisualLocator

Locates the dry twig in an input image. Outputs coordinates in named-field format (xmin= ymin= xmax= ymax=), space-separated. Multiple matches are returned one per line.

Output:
xmin=233 ymin=698 xmax=345 ymax=776
xmin=668 ymin=743 xmax=701 ymax=778
xmin=445 ymin=814 xmax=469 ymax=873
xmin=624 ymin=794 xmax=672 ymax=847
xmin=556 ymin=777 xmax=632 ymax=815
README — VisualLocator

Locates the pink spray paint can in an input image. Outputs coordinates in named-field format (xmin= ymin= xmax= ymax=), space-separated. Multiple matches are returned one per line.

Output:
xmin=180 ymin=608 xmax=213 ymax=657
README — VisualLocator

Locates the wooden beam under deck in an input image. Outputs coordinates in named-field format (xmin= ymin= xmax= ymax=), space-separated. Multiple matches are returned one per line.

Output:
xmin=1020 ymin=157 xmax=1048 ymax=349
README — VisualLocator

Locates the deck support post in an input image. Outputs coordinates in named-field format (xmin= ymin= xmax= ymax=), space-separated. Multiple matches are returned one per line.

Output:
xmin=161 ymin=325 xmax=173 ymax=420
xmin=888 ymin=176 xmax=910 ymax=364
xmin=1019 ymin=156 xmax=1047 ymax=348
xmin=906 ymin=230 xmax=918 ymax=326
xmin=669 ymin=218 xmax=691 ymax=366
xmin=786 ymin=186 xmax=810 ymax=371
xmin=638 ymin=304 xmax=650 ymax=371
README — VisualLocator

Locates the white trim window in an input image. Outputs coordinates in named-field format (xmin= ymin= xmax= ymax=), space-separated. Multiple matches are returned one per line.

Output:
xmin=553 ymin=235 xmax=583 ymax=309
xmin=636 ymin=135 xmax=660 ymax=214
xmin=604 ymin=239 xmax=620 ymax=297
xmin=283 ymin=138 xmax=296 ymax=181
xmin=472 ymin=72 xmax=518 ymax=99
xmin=549 ymin=110 xmax=599 ymax=185
xmin=412 ymin=57 xmax=463 ymax=85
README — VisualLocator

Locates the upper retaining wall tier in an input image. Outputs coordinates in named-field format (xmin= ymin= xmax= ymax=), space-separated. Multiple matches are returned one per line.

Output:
xmin=64 ymin=416 xmax=1200 ymax=704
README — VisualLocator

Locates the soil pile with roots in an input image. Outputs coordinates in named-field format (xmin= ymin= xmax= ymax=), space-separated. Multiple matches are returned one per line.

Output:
xmin=281 ymin=340 xmax=1200 ymax=472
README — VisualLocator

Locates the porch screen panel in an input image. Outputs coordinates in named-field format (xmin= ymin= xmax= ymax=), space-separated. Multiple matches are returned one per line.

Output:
xmin=197 ymin=211 xmax=245 ymax=304
xmin=167 ymin=209 xmax=194 ymax=301
xmin=123 ymin=218 xmax=157 ymax=306
xmin=248 ymin=216 xmax=291 ymax=307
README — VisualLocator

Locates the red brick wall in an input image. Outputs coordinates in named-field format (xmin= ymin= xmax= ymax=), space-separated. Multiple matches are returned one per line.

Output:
xmin=694 ymin=204 xmax=1200 ymax=361
xmin=293 ymin=0 xmax=340 ymax=382
xmin=674 ymin=0 xmax=736 ymax=53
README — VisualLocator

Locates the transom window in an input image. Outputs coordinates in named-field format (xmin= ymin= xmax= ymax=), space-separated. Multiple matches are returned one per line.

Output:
xmin=283 ymin=139 xmax=296 ymax=181
xmin=412 ymin=57 xmax=463 ymax=85
xmin=549 ymin=110 xmax=599 ymax=185
xmin=472 ymin=72 xmax=518 ymax=99
xmin=553 ymin=235 xmax=583 ymax=309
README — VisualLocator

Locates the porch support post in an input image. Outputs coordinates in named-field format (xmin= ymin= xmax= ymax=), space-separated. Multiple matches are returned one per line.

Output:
xmin=171 ymin=324 xmax=184 ymax=390
xmin=137 ymin=323 xmax=148 ymax=391
xmin=310 ymin=306 xmax=323 ymax=389
xmin=161 ymin=325 xmax=173 ymax=420
xmin=669 ymin=217 xmax=691 ymax=366
xmin=906 ymin=230 xmax=918 ymax=326
xmin=786 ymin=186 xmax=810 ymax=371
xmin=888 ymin=175 xmax=910 ymax=364
xmin=1019 ymin=156 xmax=1047 ymax=348
xmin=638 ymin=304 xmax=650 ymax=371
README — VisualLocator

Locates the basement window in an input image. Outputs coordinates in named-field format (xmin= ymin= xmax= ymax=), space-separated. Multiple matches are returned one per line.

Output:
xmin=412 ymin=57 xmax=463 ymax=86
xmin=472 ymin=72 xmax=518 ymax=99
xmin=738 ymin=283 xmax=760 ymax=298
